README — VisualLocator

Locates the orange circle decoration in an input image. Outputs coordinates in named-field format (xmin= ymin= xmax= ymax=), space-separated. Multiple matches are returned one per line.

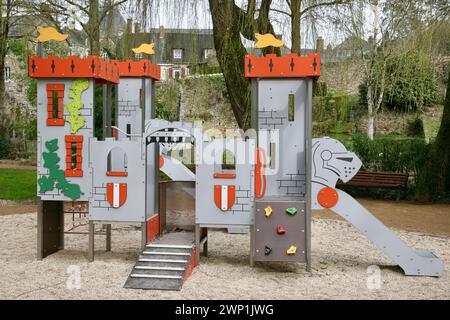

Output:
xmin=159 ymin=155 xmax=164 ymax=169
xmin=318 ymin=187 xmax=339 ymax=208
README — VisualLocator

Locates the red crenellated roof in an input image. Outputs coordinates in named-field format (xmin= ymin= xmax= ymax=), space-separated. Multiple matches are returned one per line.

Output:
xmin=113 ymin=59 xmax=161 ymax=80
xmin=28 ymin=55 xmax=120 ymax=84
xmin=245 ymin=53 xmax=320 ymax=78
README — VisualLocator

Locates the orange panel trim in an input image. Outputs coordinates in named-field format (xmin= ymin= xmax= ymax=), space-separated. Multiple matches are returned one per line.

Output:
xmin=213 ymin=173 xmax=236 ymax=179
xmin=245 ymin=53 xmax=320 ymax=78
xmin=65 ymin=135 xmax=84 ymax=143
xmin=183 ymin=248 xmax=197 ymax=285
xmin=65 ymin=170 xmax=83 ymax=178
xmin=146 ymin=215 xmax=160 ymax=243
xmin=106 ymin=171 xmax=128 ymax=177
xmin=47 ymin=119 xmax=65 ymax=126
xmin=255 ymin=147 xmax=267 ymax=199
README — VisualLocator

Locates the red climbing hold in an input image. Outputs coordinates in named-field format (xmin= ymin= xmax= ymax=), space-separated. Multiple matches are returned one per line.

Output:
xmin=277 ymin=225 xmax=286 ymax=235
xmin=318 ymin=187 xmax=339 ymax=208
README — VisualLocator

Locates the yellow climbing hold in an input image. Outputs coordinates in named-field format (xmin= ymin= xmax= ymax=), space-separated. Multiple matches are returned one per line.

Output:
xmin=37 ymin=27 xmax=68 ymax=42
xmin=287 ymin=245 xmax=297 ymax=256
xmin=265 ymin=206 xmax=273 ymax=217
xmin=254 ymin=33 xmax=285 ymax=49
xmin=66 ymin=79 xmax=90 ymax=134
xmin=132 ymin=43 xmax=155 ymax=55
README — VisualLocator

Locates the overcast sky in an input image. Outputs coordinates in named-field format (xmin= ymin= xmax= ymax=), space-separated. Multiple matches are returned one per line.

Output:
xmin=119 ymin=0 xmax=350 ymax=49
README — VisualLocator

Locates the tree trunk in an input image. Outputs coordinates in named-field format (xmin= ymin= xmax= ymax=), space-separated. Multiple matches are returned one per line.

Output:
xmin=416 ymin=68 xmax=450 ymax=202
xmin=209 ymin=0 xmax=280 ymax=129
xmin=209 ymin=0 xmax=251 ymax=129
xmin=290 ymin=0 xmax=301 ymax=55
xmin=367 ymin=112 xmax=375 ymax=140
xmin=366 ymin=84 xmax=375 ymax=140
xmin=88 ymin=0 xmax=101 ymax=56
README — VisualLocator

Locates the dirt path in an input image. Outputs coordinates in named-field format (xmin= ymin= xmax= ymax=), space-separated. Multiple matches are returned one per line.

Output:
xmin=0 ymin=163 xmax=36 ymax=170
xmin=2 ymin=198 xmax=449 ymax=237
xmin=314 ymin=198 xmax=450 ymax=237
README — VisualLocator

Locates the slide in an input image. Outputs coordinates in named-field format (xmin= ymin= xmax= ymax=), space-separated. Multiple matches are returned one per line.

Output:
xmin=330 ymin=187 xmax=444 ymax=277
xmin=311 ymin=137 xmax=444 ymax=277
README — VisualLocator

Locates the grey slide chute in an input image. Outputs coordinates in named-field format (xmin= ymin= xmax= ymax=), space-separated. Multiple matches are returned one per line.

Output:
xmin=311 ymin=137 xmax=444 ymax=277
xmin=332 ymin=188 xmax=444 ymax=277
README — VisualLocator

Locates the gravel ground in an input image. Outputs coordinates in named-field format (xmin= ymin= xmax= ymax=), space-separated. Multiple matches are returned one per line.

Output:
xmin=0 ymin=212 xmax=448 ymax=300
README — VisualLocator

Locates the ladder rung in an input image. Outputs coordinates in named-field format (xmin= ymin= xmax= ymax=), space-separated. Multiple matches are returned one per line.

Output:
xmin=139 ymin=258 xmax=188 ymax=263
xmin=146 ymin=244 xmax=193 ymax=249
xmin=130 ymin=274 xmax=182 ymax=280
xmin=135 ymin=266 xmax=184 ymax=271
xmin=142 ymin=251 xmax=191 ymax=256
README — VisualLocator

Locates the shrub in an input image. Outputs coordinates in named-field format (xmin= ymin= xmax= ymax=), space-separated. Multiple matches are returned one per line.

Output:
xmin=350 ymin=134 xmax=430 ymax=183
xmin=0 ymin=138 xmax=11 ymax=159
xmin=359 ymin=51 xmax=439 ymax=111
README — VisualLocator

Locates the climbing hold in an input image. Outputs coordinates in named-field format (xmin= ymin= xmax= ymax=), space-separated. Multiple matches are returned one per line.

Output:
xmin=317 ymin=187 xmax=339 ymax=208
xmin=287 ymin=246 xmax=297 ymax=256
xmin=276 ymin=225 xmax=286 ymax=235
xmin=265 ymin=206 xmax=273 ymax=217
xmin=264 ymin=246 xmax=272 ymax=256
xmin=286 ymin=208 xmax=297 ymax=216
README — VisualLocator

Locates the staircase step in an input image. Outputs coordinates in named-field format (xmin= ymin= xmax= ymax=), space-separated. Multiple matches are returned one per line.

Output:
xmin=130 ymin=274 xmax=182 ymax=280
xmin=147 ymin=244 xmax=193 ymax=250
xmin=142 ymin=251 xmax=191 ymax=256
xmin=138 ymin=258 xmax=188 ymax=263
xmin=135 ymin=266 xmax=185 ymax=271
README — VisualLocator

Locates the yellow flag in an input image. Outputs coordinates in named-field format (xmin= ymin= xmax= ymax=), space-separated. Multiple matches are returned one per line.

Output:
xmin=37 ymin=27 xmax=68 ymax=43
xmin=132 ymin=43 xmax=155 ymax=55
xmin=254 ymin=33 xmax=285 ymax=49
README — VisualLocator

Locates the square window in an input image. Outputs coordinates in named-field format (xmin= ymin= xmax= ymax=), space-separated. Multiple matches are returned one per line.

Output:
xmin=173 ymin=48 xmax=183 ymax=60
xmin=204 ymin=49 xmax=214 ymax=60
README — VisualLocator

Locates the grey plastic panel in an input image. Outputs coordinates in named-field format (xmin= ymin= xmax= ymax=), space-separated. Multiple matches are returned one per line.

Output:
xmin=254 ymin=198 xmax=306 ymax=262
xmin=195 ymin=139 xmax=256 ymax=226
xmin=37 ymin=79 xmax=94 ymax=202
xmin=255 ymin=79 xmax=313 ymax=198
xmin=89 ymin=138 xmax=146 ymax=222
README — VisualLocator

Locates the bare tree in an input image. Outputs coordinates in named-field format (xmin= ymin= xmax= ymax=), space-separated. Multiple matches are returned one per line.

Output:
xmin=270 ymin=0 xmax=350 ymax=55
xmin=45 ymin=0 xmax=127 ymax=56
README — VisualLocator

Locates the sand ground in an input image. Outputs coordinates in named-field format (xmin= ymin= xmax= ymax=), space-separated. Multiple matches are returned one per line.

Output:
xmin=0 ymin=210 xmax=449 ymax=300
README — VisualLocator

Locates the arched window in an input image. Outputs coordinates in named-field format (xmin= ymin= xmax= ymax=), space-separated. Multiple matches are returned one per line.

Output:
xmin=106 ymin=147 xmax=128 ymax=177
xmin=213 ymin=148 xmax=236 ymax=180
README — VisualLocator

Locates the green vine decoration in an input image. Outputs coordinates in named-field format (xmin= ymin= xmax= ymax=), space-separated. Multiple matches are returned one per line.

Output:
xmin=66 ymin=79 xmax=90 ymax=134
xmin=38 ymin=139 xmax=83 ymax=201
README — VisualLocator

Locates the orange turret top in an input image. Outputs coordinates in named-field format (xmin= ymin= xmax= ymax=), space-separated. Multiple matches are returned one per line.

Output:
xmin=245 ymin=53 xmax=320 ymax=78
xmin=114 ymin=59 xmax=160 ymax=80
xmin=28 ymin=55 xmax=120 ymax=84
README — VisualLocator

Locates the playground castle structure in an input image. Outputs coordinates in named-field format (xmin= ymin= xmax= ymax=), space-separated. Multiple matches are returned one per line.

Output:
xmin=30 ymin=29 xmax=444 ymax=291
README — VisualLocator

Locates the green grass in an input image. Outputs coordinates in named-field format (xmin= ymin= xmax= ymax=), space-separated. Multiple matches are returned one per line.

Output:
xmin=0 ymin=168 xmax=36 ymax=201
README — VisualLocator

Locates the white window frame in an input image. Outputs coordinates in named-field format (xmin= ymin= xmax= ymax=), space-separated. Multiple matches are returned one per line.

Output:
xmin=173 ymin=48 xmax=183 ymax=60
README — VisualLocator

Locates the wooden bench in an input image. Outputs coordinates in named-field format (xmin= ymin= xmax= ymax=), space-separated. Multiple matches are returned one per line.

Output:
xmin=337 ymin=171 xmax=409 ymax=200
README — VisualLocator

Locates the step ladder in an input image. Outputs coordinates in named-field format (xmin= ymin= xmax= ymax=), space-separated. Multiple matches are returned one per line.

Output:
xmin=124 ymin=243 xmax=195 ymax=291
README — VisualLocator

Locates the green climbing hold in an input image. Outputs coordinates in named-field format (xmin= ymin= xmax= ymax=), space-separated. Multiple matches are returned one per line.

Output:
xmin=286 ymin=208 xmax=298 ymax=216
xmin=38 ymin=138 xmax=83 ymax=201
xmin=66 ymin=78 xmax=90 ymax=134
